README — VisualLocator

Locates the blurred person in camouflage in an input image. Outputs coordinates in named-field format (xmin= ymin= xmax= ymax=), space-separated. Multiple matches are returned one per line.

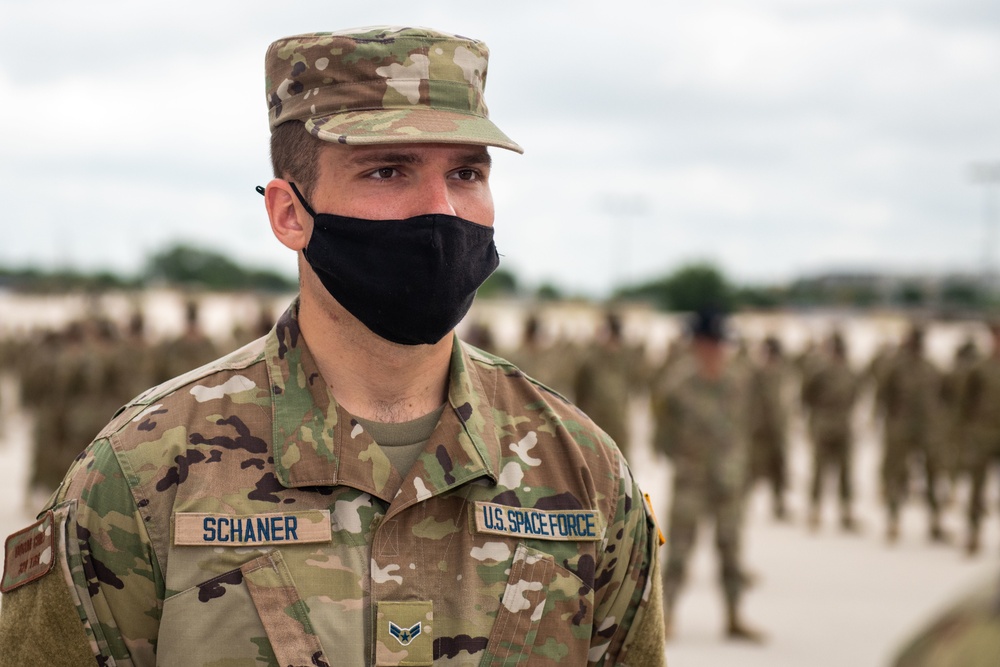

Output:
xmin=0 ymin=27 xmax=665 ymax=666
xmin=800 ymin=331 xmax=860 ymax=532
xmin=652 ymin=310 xmax=763 ymax=642
xmin=940 ymin=334 xmax=979 ymax=500
xmin=573 ymin=311 xmax=640 ymax=460
xmin=877 ymin=325 xmax=948 ymax=544
xmin=505 ymin=312 xmax=574 ymax=396
xmin=149 ymin=298 xmax=220 ymax=384
xmin=956 ymin=322 xmax=1000 ymax=556
xmin=746 ymin=335 xmax=791 ymax=521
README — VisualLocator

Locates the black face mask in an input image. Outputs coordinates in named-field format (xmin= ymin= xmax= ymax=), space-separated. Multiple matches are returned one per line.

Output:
xmin=285 ymin=182 xmax=499 ymax=346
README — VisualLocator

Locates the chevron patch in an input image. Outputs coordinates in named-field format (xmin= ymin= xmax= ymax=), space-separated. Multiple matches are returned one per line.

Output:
xmin=389 ymin=620 xmax=422 ymax=646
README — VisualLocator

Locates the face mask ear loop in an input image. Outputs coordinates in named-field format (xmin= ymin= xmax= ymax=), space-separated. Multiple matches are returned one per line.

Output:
xmin=288 ymin=182 xmax=318 ymax=219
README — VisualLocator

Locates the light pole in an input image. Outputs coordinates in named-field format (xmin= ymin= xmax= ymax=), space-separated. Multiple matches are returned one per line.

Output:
xmin=970 ymin=162 xmax=1000 ymax=292
xmin=599 ymin=194 xmax=649 ymax=293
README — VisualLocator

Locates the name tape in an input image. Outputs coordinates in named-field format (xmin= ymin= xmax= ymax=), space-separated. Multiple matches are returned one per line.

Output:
xmin=174 ymin=510 xmax=332 ymax=546
xmin=2 ymin=511 xmax=55 ymax=593
xmin=473 ymin=502 xmax=602 ymax=542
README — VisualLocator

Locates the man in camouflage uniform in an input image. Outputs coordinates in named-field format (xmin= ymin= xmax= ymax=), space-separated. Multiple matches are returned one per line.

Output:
xmin=877 ymin=326 xmax=948 ymax=543
xmin=942 ymin=335 xmax=979 ymax=500
xmin=800 ymin=332 xmax=859 ymax=531
xmin=573 ymin=312 xmax=639 ymax=461
xmin=0 ymin=28 xmax=665 ymax=666
xmin=746 ymin=336 xmax=790 ymax=521
xmin=957 ymin=323 xmax=1000 ymax=556
xmin=652 ymin=311 xmax=762 ymax=642
xmin=505 ymin=313 xmax=575 ymax=398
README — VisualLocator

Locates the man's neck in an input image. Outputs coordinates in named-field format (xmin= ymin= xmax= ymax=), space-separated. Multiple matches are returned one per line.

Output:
xmin=298 ymin=294 xmax=452 ymax=424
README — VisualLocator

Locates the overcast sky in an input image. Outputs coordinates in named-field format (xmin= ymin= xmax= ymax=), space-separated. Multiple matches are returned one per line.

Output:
xmin=3 ymin=0 xmax=1000 ymax=296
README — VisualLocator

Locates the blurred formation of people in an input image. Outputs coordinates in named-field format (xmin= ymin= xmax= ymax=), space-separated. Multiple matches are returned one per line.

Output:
xmin=6 ymin=292 xmax=1000 ymax=654
xmin=0 ymin=295 xmax=283 ymax=497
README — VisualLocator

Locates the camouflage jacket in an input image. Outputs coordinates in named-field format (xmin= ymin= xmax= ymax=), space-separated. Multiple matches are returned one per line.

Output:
xmin=877 ymin=351 xmax=944 ymax=439
xmin=800 ymin=357 xmax=858 ymax=442
xmin=0 ymin=301 xmax=663 ymax=667
xmin=747 ymin=360 xmax=788 ymax=440
xmin=958 ymin=355 xmax=1000 ymax=438
xmin=572 ymin=346 xmax=633 ymax=455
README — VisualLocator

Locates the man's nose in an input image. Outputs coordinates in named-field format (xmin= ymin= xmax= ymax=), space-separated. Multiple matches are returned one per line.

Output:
xmin=414 ymin=176 xmax=457 ymax=217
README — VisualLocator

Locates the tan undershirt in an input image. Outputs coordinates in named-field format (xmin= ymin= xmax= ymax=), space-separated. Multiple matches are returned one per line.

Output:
xmin=354 ymin=404 xmax=446 ymax=477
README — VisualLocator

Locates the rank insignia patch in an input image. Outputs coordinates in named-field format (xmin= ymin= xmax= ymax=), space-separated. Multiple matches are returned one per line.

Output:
xmin=389 ymin=621 xmax=422 ymax=646
xmin=376 ymin=600 xmax=433 ymax=665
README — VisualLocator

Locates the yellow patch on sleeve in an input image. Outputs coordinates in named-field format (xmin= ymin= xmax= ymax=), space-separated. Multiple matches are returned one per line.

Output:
xmin=643 ymin=493 xmax=666 ymax=546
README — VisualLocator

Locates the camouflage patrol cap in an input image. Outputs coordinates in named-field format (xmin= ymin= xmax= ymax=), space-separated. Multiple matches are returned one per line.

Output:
xmin=265 ymin=27 xmax=522 ymax=153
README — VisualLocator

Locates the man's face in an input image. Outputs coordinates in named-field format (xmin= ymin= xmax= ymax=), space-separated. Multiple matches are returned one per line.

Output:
xmin=307 ymin=142 xmax=495 ymax=227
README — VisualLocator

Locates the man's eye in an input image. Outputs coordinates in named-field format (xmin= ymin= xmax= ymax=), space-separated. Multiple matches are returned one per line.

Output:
xmin=371 ymin=167 xmax=397 ymax=179
xmin=454 ymin=169 xmax=479 ymax=181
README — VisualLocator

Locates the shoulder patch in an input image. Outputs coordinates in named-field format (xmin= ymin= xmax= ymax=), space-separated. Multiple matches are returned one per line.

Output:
xmin=2 ymin=511 xmax=55 ymax=593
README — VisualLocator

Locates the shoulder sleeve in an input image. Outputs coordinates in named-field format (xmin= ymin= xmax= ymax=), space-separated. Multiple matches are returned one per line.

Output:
xmin=0 ymin=437 xmax=162 ymax=666
xmin=589 ymin=454 xmax=666 ymax=666
xmin=0 ymin=508 xmax=98 ymax=667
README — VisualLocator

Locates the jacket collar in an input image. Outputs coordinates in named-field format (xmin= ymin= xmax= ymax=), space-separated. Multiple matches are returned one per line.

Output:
xmin=266 ymin=300 xmax=500 ymax=506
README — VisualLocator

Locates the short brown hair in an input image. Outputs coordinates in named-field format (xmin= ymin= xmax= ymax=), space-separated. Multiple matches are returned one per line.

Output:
xmin=269 ymin=121 xmax=324 ymax=199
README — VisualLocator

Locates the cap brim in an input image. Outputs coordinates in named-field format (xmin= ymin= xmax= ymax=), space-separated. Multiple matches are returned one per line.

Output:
xmin=305 ymin=108 xmax=523 ymax=154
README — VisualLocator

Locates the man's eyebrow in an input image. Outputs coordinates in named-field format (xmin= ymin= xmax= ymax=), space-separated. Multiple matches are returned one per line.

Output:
xmin=346 ymin=149 xmax=492 ymax=168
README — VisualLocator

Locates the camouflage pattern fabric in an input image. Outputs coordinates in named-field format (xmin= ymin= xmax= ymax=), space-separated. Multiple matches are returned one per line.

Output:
xmin=891 ymin=574 xmax=1000 ymax=667
xmin=266 ymin=27 xmax=522 ymax=153
xmin=0 ymin=300 xmax=664 ymax=666
xmin=652 ymin=357 xmax=750 ymax=609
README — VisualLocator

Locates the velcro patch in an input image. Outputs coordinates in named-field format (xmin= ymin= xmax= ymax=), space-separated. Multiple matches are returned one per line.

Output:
xmin=174 ymin=510 xmax=332 ymax=546
xmin=377 ymin=600 xmax=433 ymax=666
xmin=473 ymin=501 xmax=602 ymax=541
xmin=2 ymin=511 xmax=55 ymax=593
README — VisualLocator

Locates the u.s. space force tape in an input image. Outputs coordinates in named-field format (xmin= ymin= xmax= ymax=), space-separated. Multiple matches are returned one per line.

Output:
xmin=473 ymin=501 xmax=603 ymax=541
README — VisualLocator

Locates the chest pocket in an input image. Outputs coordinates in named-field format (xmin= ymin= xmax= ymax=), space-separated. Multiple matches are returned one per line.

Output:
xmin=158 ymin=551 xmax=328 ymax=667
xmin=479 ymin=543 xmax=593 ymax=667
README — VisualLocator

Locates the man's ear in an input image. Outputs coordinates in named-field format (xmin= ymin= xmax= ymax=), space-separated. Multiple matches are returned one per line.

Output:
xmin=264 ymin=179 xmax=310 ymax=251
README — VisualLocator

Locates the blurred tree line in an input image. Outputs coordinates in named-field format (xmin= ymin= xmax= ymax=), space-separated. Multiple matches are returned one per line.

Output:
xmin=614 ymin=263 xmax=999 ymax=315
xmin=2 ymin=244 xmax=996 ymax=316
xmin=0 ymin=244 xmax=296 ymax=293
